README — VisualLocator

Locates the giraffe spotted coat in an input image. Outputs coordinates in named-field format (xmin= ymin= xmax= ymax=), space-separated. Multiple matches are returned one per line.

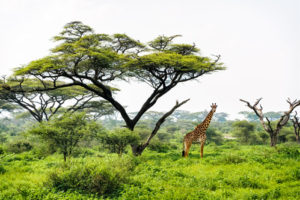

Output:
xmin=182 ymin=103 xmax=217 ymax=158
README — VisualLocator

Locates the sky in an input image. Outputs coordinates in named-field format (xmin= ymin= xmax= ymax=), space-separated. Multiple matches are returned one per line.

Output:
xmin=0 ymin=0 xmax=299 ymax=119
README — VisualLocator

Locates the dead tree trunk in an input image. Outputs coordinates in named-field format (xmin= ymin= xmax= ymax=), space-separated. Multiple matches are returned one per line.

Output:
xmin=291 ymin=111 xmax=300 ymax=144
xmin=270 ymin=131 xmax=278 ymax=147
xmin=240 ymin=98 xmax=300 ymax=147
xmin=131 ymin=99 xmax=190 ymax=156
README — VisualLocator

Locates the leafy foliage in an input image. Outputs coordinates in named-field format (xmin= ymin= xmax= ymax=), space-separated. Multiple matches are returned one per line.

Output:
xmin=7 ymin=140 xmax=33 ymax=153
xmin=101 ymin=128 xmax=140 ymax=155
xmin=48 ymin=158 xmax=135 ymax=197
xmin=205 ymin=127 xmax=224 ymax=145
xmin=232 ymin=120 xmax=261 ymax=144
xmin=29 ymin=112 xmax=101 ymax=161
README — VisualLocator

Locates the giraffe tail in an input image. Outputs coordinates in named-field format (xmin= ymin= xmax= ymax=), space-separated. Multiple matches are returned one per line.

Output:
xmin=182 ymin=140 xmax=185 ymax=157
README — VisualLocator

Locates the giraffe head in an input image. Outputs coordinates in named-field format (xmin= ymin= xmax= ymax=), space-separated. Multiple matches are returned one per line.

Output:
xmin=211 ymin=103 xmax=217 ymax=113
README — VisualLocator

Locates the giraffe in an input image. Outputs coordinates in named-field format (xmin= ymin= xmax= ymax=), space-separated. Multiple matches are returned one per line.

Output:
xmin=182 ymin=103 xmax=217 ymax=158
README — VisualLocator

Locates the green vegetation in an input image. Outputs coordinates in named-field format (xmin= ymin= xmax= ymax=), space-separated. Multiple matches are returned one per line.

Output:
xmin=29 ymin=112 xmax=101 ymax=162
xmin=0 ymin=108 xmax=299 ymax=199
xmin=0 ymin=112 xmax=299 ymax=199
xmin=0 ymin=111 xmax=300 ymax=200
xmin=101 ymin=128 xmax=140 ymax=155
xmin=0 ymin=143 xmax=299 ymax=199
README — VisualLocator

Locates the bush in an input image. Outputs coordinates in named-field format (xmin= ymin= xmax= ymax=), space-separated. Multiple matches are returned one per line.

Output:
xmin=206 ymin=128 xmax=224 ymax=145
xmin=101 ymin=128 xmax=140 ymax=155
xmin=258 ymin=131 xmax=269 ymax=144
xmin=278 ymin=127 xmax=295 ymax=143
xmin=0 ymin=165 xmax=6 ymax=174
xmin=29 ymin=112 xmax=101 ymax=161
xmin=232 ymin=121 xmax=265 ymax=145
xmin=7 ymin=140 xmax=33 ymax=153
xmin=276 ymin=144 xmax=300 ymax=158
xmin=47 ymin=158 xmax=135 ymax=197
xmin=148 ymin=140 xmax=171 ymax=153
xmin=31 ymin=141 xmax=56 ymax=159
xmin=72 ymin=148 xmax=95 ymax=158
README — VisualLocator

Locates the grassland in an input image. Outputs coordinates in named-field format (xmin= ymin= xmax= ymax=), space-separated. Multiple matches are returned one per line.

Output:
xmin=0 ymin=142 xmax=299 ymax=200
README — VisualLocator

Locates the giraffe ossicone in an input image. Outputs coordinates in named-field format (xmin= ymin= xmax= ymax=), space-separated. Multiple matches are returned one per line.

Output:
xmin=182 ymin=103 xmax=217 ymax=158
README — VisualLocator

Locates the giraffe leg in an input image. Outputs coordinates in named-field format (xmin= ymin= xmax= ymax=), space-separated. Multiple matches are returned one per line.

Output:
xmin=184 ymin=141 xmax=192 ymax=157
xmin=200 ymin=141 xmax=205 ymax=158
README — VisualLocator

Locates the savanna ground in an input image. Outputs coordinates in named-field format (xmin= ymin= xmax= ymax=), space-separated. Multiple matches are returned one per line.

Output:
xmin=0 ymin=142 xmax=299 ymax=200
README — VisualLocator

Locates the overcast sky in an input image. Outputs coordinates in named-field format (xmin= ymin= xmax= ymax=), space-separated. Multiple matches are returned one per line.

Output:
xmin=0 ymin=0 xmax=299 ymax=119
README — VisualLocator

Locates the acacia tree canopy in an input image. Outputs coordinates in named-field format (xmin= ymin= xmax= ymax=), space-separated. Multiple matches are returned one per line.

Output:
xmin=14 ymin=21 xmax=225 ymax=131
xmin=0 ymin=78 xmax=101 ymax=122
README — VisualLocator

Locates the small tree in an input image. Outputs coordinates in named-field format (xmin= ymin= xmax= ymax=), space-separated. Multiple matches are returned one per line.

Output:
xmin=206 ymin=127 xmax=224 ymax=145
xmin=232 ymin=120 xmax=257 ymax=144
xmin=29 ymin=112 xmax=99 ymax=161
xmin=101 ymin=128 xmax=140 ymax=156
xmin=240 ymin=98 xmax=300 ymax=147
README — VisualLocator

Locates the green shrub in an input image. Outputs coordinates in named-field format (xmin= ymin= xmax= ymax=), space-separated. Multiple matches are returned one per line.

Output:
xmin=232 ymin=121 xmax=262 ymax=144
xmin=148 ymin=140 xmax=171 ymax=153
xmin=0 ymin=165 xmax=6 ymax=174
xmin=258 ymin=131 xmax=269 ymax=144
xmin=47 ymin=158 xmax=134 ymax=197
xmin=101 ymin=128 xmax=140 ymax=155
xmin=206 ymin=128 xmax=224 ymax=145
xmin=29 ymin=112 xmax=101 ymax=161
xmin=292 ymin=168 xmax=300 ymax=180
xmin=276 ymin=145 xmax=300 ymax=158
xmin=31 ymin=141 xmax=57 ymax=159
xmin=221 ymin=141 xmax=240 ymax=149
xmin=7 ymin=140 xmax=33 ymax=153
xmin=72 ymin=148 xmax=95 ymax=158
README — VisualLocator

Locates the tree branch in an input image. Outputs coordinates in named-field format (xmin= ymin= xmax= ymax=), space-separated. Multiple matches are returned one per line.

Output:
xmin=139 ymin=98 xmax=190 ymax=151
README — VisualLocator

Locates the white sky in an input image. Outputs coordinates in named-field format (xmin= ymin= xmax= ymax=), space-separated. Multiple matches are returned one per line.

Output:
xmin=0 ymin=0 xmax=299 ymax=119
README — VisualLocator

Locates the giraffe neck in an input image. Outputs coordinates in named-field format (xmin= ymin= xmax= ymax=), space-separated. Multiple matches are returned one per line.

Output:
xmin=197 ymin=109 xmax=215 ymax=130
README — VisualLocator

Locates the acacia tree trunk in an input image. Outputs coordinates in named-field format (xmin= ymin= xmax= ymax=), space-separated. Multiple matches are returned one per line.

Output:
xmin=131 ymin=99 xmax=190 ymax=156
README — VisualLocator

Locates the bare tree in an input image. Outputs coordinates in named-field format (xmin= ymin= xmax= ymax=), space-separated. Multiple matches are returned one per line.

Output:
xmin=291 ymin=111 xmax=300 ymax=143
xmin=240 ymin=98 xmax=300 ymax=147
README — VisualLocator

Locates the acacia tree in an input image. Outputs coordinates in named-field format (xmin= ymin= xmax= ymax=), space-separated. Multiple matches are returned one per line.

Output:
xmin=240 ymin=98 xmax=300 ymax=147
xmin=291 ymin=111 xmax=300 ymax=143
xmin=13 ymin=21 xmax=224 ymax=155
